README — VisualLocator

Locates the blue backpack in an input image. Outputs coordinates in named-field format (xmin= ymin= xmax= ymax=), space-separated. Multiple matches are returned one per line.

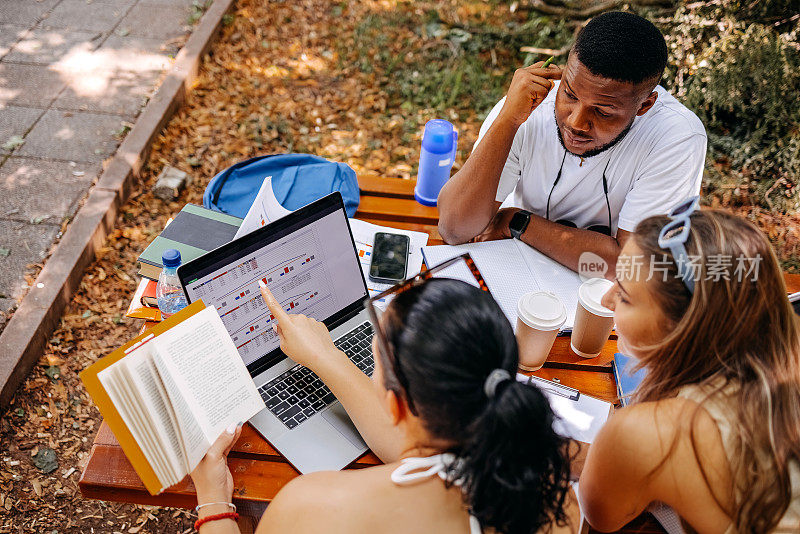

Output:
xmin=203 ymin=154 xmax=360 ymax=218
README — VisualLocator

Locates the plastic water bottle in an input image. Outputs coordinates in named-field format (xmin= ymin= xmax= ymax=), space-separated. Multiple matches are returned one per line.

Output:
xmin=414 ymin=119 xmax=458 ymax=206
xmin=157 ymin=249 xmax=187 ymax=319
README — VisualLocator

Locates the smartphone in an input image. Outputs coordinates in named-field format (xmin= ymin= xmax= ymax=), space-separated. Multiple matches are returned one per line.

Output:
xmin=369 ymin=232 xmax=410 ymax=284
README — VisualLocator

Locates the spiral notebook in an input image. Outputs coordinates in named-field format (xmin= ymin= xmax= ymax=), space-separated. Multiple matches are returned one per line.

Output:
xmin=421 ymin=240 xmax=583 ymax=331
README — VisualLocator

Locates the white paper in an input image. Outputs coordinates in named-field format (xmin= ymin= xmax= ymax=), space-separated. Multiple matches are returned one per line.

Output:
xmin=99 ymin=348 xmax=181 ymax=486
xmin=421 ymin=239 xmax=583 ymax=331
xmin=421 ymin=240 xmax=541 ymax=329
xmin=348 ymin=219 xmax=429 ymax=309
xmin=516 ymin=373 xmax=611 ymax=444
xmin=153 ymin=307 xmax=264 ymax=471
xmin=234 ymin=176 xmax=292 ymax=239
xmin=125 ymin=348 xmax=186 ymax=475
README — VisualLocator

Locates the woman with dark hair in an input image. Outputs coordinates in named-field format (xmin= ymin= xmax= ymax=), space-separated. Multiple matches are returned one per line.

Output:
xmin=190 ymin=277 xmax=574 ymax=533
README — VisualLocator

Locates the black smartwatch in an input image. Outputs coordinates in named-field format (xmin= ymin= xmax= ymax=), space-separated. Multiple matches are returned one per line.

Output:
xmin=508 ymin=209 xmax=532 ymax=239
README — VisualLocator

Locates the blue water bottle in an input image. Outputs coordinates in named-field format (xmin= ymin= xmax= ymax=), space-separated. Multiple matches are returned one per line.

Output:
xmin=414 ymin=119 xmax=458 ymax=206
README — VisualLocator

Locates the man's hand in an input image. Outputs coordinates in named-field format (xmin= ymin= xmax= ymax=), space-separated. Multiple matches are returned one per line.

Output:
xmin=472 ymin=207 xmax=519 ymax=242
xmin=498 ymin=60 xmax=562 ymax=127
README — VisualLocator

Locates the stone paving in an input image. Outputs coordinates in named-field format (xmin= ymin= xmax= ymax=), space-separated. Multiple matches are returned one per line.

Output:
xmin=0 ymin=0 xmax=201 ymax=329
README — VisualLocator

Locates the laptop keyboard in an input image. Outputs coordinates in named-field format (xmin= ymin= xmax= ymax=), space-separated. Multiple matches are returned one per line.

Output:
xmin=258 ymin=321 xmax=375 ymax=429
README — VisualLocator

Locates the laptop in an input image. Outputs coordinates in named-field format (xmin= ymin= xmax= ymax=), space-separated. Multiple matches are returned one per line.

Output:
xmin=177 ymin=192 xmax=374 ymax=473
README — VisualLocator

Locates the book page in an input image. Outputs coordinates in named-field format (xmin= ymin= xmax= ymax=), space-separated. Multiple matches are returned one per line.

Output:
xmin=152 ymin=307 xmax=264 ymax=471
xmin=421 ymin=240 xmax=541 ymax=329
xmin=514 ymin=240 xmax=583 ymax=331
xmin=98 ymin=345 xmax=180 ymax=488
xmin=151 ymin=350 xmax=208 ymax=471
xmin=123 ymin=346 xmax=186 ymax=479
xmin=100 ymin=370 xmax=170 ymax=483
xmin=234 ymin=176 xmax=291 ymax=239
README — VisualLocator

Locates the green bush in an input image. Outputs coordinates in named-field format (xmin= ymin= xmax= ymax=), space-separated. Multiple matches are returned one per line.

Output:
xmin=681 ymin=23 xmax=800 ymax=211
xmin=716 ymin=0 xmax=800 ymax=24
xmin=346 ymin=10 xmax=571 ymax=118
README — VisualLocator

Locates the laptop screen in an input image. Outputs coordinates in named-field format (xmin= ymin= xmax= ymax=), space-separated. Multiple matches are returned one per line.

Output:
xmin=178 ymin=193 xmax=368 ymax=375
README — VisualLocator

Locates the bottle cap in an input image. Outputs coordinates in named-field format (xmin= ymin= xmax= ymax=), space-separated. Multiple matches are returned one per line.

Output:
xmin=162 ymin=248 xmax=182 ymax=268
xmin=578 ymin=278 xmax=614 ymax=317
xmin=421 ymin=119 xmax=455 ymax=154
xmin=517 ymin=291 xmax=567 ymax=331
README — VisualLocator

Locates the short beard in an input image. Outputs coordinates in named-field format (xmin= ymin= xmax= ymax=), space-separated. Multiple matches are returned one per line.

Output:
xmin=555 ymin=109 xmax=635 ymax=158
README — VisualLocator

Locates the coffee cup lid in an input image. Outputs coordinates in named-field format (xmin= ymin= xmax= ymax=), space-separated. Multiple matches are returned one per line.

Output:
xmin=578 ymin=278 xmax=614 ymax=317
xmin=517 ymin=291 xmax=567 ymax=331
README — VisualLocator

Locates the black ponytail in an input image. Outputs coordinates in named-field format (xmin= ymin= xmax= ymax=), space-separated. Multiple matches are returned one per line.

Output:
xmin=381 ymin=279 xmax=572 ymax=534
xmin=454 ymin=380 xmax=572 ymax=534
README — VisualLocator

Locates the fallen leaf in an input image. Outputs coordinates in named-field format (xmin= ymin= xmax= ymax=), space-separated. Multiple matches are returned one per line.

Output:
xmin=0 ymin=247 xmax=10 ymax=257
xmin=31 ymin=448 xmax=58 ymax=474
xmin=44 ymin=366 xmax=60 ymax=382
xmin=45 ymin=355 xmax=65 ymax=367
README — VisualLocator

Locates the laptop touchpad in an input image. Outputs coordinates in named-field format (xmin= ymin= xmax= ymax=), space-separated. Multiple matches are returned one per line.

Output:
xmin=323 ymin=403 xmax=367 ymax=448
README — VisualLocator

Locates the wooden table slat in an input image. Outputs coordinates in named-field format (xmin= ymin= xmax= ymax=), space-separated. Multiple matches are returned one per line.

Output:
xmin=532 ymin=367 xmax=618 ymax=404
xmin=356 ymin=195 xmax=439 ymax=225
xmin=786 ymin=273 xmax=800 ymax=293
xmin=358 ymin=174 xmax=418 ymax=198
xmin=79 ymin=445 xmax=295 ymax=506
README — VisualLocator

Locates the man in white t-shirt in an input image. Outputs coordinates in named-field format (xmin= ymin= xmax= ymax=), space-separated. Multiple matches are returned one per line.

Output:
xmin=437 ymin=11 xmax=706 ymax=276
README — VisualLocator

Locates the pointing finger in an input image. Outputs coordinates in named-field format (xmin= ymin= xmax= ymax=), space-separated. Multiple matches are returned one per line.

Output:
xmin=259 ymin=280 xmax=289 ymax=323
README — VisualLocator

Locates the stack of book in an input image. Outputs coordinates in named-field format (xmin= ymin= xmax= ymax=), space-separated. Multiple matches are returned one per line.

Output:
xmin=125 ymin=205 xmax=242 ymax=329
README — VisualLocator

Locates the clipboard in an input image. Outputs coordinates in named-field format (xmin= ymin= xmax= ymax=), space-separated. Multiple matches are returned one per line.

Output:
xmin=517 ymin=373 xmax=612 ymax=444
xmin=524 ymin=374 xmax=580 ymax=401
xmin=79 ymin=299 xmax=207 ymax=495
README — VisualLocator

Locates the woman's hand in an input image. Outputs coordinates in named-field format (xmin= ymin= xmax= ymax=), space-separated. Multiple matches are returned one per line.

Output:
xmin=190 ymin=423 xmax=242 ymax=507
xmin=259 ymin=281 xmax=345 ymax=373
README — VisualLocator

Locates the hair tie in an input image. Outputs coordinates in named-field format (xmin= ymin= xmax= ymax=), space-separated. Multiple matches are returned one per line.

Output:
xmin=484 ymin=369 xmax=512 ymax=399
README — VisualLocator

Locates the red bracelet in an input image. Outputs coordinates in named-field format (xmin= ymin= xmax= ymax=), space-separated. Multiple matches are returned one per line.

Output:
xmin=194 ymin=512 xmax=239 ymax=530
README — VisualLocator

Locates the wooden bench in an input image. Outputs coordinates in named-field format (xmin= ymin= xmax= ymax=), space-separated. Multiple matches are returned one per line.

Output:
xmin=79 ymin=175 xmax=800 ymax=533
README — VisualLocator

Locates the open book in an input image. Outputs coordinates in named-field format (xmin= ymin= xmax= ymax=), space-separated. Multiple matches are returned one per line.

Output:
xmin=422 ymin=239 xmax=583 ymax=331
xmin=81 ymin=301 xmax=264 ymax=495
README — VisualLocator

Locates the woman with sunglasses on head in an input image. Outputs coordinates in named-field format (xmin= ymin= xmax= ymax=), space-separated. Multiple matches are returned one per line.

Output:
xmin=189 ymin=261 xmax=575 ymax=534
xmin=579 ymin=199 xmax=800 ymax=533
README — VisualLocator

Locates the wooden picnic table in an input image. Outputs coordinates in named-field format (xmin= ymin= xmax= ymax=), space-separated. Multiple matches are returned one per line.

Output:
xmin=80 ymin=175 xmax=800 ymax=533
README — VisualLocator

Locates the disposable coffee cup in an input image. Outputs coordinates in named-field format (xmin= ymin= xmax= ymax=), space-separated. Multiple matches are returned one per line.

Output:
xmin=516 ymin=291 xmax=567 ymax=371
xmin=570 ymin=278 xmax=615 ymax=358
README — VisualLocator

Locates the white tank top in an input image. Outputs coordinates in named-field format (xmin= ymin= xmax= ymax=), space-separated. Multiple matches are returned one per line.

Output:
xmin=390 ymin=453 xmax=482 ymax=534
